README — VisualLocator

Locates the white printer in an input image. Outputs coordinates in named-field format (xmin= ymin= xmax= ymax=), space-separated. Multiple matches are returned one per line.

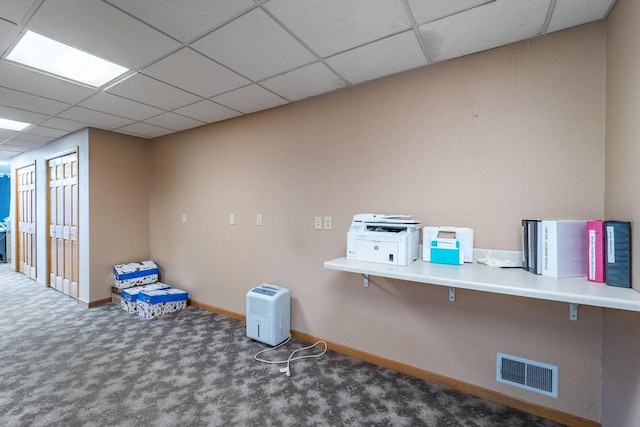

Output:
xmin=347 ymin=214 xmax=422 ymax=266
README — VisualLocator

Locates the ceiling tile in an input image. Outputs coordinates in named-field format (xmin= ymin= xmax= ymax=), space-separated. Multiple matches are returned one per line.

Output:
xmin=326 ymin=30 xmax=428 ymax=85
xmin=0 ymin=129 xmax=19 ymax=141
xmin=0 ymin=0 xmax=37 ymax=24
xmin=211 ymin=85 xmax=288 ymax=114
xmin=27 ymin=0 xmax=180 ymax=70
xmin=3 ymin=142 xmax=49 ymax=153
xmin=0 ymin=87 xmax=70 ymax=116
xmin=106 ymin=73 xmax=202 ymax=111
xmin=144 ymin=112 xmax=205 ymax=132
xmin=79 ymin=92 xmax=163 ymax=122
xmin=548 ymin=0 xmax=614 ymax=33
xmin=58 ymin=106 xmax=134 ymax=129
xmin=27 ymin=126 xmax=69 ymax=139
xmin=0 ymin=16 xmax=20 ymax=54
xmin=40 ymin=117 xmax=88 ymax=132
xmin=261 ymin=62 xmax=347 ymax=101
xmin=3 ymin=143 xmax=49 ymax=153
xmin=172 ymin=100 xmax=242 ymax=123
xmin=420 ymin=0 xmax=551 ymax=63
xmin=265 ymin=0 xmax=411 ymax=57
xmin=39 ymin=117 xmax=87 ymax=132
xmin=192 ymin=8 xmax=316 ymax=81
xmin=0 ymin=105 xmax=49 ymax=125
xmin=407 ymin=0 xmax=493 ymax=25
xmin=5 ymin=133 xmax=53 ymax=145
xmin=106 ymin=0 xmax=255 ymax=43
xmin=117 ymin=122 xmax=175 ymax=139
xmin=141 ymin=48 xmax=250 ymax=98
xmin=0 ymin=149 xmax=23 ymax=159
xmin=0 ymin=144 xmax=26 ymax=152
xmin=0 ymin=60 xmax=98 ymax=104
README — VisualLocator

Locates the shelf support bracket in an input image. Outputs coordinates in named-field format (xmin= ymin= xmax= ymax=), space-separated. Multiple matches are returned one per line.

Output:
xmin=449 ymin=287 xmax=455 ymax=302
xmin=362 ymin=274 xmax=369 ymax=287
xmin=569 ymin=303 xmax=579 ymax=321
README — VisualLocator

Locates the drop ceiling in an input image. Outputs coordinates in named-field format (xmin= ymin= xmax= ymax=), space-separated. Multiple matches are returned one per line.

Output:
xmin=0 ymin=0 xmax=616 ymax=161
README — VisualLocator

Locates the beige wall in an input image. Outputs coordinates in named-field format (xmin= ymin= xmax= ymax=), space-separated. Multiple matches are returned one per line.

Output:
xmin=88 ymin=128 xmax=150 ymax=301
xmin=150 ymin=23 xmax=606 ymax=420
xmin=602 ymin=0 xmax=640 ymax=425
xmin=605 ymin=0 xmax=640 ymax=290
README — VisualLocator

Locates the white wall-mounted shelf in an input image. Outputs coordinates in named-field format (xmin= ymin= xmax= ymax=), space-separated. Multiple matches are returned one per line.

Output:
xmin=323 ymin=257 xmax=640 ymax=320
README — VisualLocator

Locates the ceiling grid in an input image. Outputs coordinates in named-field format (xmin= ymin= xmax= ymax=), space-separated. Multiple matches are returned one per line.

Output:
xmin=0 ymin=0 xmax=616 ymax=160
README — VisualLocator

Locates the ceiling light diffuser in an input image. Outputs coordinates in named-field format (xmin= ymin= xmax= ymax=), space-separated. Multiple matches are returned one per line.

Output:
xmin=0 ymin=118 xmax=31 ymax=131
xmin=7 ymin=31 xmax=128 ymax=87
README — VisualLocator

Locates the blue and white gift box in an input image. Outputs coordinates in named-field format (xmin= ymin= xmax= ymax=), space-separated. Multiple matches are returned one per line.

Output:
xmin=120 ymin=282 xmax=171 ymax=314
xmin=137 ymin=288 xmax=188 ymax=319
xmin=113 ymin=260 xmax=159 ymax=289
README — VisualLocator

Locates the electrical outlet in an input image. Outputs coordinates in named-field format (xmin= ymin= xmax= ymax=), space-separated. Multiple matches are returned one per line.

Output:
xmin=324 ymin=216 xmax=332 ymax=230
xmin=230 ymin=213 xmax=236 ymax=225
xmin=314 ymin=216 xmax=323 ymax=230
xmin=181 ymin=214 xmax=187 ymax=224
xmin=256 ymin=214 xmax=263 ymax=226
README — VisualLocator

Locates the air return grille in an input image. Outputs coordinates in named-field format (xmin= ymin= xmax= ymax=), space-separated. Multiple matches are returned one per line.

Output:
xmin=497 ymin=353 xmax=558 ymax=398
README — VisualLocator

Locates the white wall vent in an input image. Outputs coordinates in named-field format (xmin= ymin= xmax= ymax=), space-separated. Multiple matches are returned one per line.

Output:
xmin=497 ymin=353 xmax=558 ymax=398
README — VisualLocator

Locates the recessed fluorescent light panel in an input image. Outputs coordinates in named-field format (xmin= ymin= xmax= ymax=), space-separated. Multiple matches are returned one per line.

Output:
xmin=7 ymin=31 xmax=128 ymax=87
xmin=0 ymin=118 xmax=31 ymax=131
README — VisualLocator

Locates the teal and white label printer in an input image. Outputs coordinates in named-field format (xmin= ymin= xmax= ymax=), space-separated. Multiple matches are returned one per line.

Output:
xmin=423 ymin=226 xmax=474 ymax=265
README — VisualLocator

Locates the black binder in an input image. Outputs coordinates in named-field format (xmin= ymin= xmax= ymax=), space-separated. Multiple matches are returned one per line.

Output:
xmin=521 ymin=219 xmax=529 ymax=271
xmin=521 ymin=219 xmax=541 ymax=274
xmin=605 ymin=221 xmax=631 ymax=288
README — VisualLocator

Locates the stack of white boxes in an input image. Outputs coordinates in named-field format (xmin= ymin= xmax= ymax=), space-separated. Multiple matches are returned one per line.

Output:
xmin=112 ymin=260 xmax=188 ymax=319
xmin=111 ymin=260 xmax=160 ymax=304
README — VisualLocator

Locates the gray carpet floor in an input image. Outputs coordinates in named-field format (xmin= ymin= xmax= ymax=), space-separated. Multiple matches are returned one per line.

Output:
xmin=0 ymin=264 xmax=563 ymax=426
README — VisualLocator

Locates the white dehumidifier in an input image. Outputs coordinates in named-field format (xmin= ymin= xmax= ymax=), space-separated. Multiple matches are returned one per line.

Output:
xmin=246 ymin=284 xmax=291 ymax=346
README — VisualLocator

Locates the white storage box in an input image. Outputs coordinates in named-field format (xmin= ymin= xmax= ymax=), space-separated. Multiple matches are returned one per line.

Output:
xmin=137 ymin=288 xmax=188 ymax=319
xmin=120 ymin=283 xmax=171 ymax=314
xmin=112 ymin=260 xmax=159 ymax=289
xmin=114 ymin=274 xmax=159 ymax=289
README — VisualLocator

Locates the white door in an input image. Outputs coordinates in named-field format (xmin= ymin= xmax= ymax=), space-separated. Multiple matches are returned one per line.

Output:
xmin=48 ymin=153 xmax=79 ymax=299
xmin=17 ymin=164 xmax=36 ymax=278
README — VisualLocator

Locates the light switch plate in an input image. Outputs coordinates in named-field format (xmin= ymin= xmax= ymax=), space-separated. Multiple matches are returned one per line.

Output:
xmin=324 ymin=216 xmax=332 ymax=230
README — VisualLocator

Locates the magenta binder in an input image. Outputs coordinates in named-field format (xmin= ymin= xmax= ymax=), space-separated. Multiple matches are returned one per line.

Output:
xmin=587 ymin=220 xmax=605 ymax=283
